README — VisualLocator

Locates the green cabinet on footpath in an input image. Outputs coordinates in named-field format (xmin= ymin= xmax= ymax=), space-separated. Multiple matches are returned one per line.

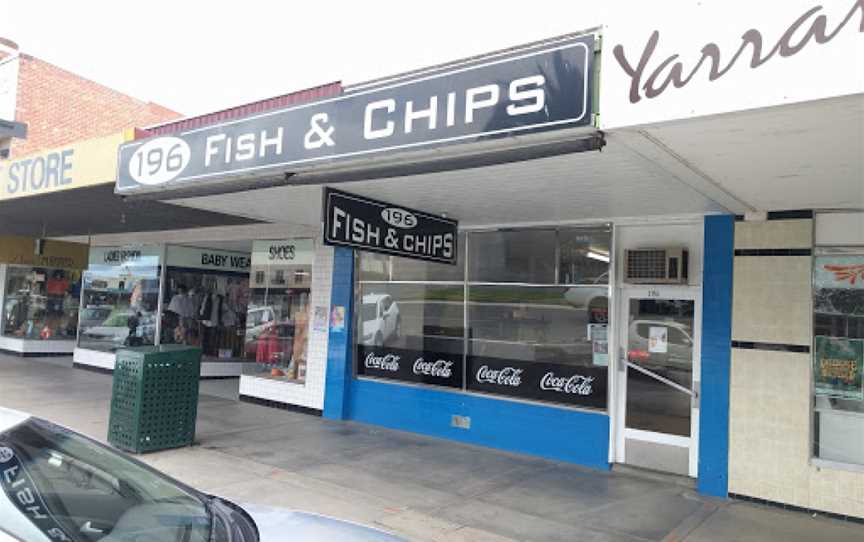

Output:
xmin=107 ymin=345 xmax=202 ymax=453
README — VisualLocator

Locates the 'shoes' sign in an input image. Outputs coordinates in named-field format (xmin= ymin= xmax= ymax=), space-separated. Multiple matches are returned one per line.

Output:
xmin=116 ymin=36 xmax=594 ymax=194
xmin=357 ymin=344 xmax=464 ymax=388
xmin=324 ymin=188 xmax=458 ymax=264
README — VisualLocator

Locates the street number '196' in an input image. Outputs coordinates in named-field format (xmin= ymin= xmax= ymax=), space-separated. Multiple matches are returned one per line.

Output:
xmin=381 ymin=207 xmax=418 ymax=229
xmin=128 ymin=137 xmax=191 ymax=186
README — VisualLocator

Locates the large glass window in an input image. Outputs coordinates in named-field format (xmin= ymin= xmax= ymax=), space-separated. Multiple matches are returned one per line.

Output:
xmin=356 ymin=242 xmax=466 ymax=388
xmin=243 ymin=240 xmax=313 ymax=383
xmin=354 ymin=227 xmax=611 ymax=409
xmin=161 ymin=269 xmax=250 ymax=361
xmin=813 ymin=252 xmax=864 ymax=466
xmin=77 ymin=248 xmax=161 ymax=352
xmin=2 ymin=266 xmax=81 ymax=341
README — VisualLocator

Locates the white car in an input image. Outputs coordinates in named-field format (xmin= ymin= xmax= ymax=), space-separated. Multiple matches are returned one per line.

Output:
xmin=360 ymin=294 xmax=400 ymax=347
xmin=0 ymin=407 xmax=405 ymax=542
xmin=563 ymin=272 xmax=609 ymax=323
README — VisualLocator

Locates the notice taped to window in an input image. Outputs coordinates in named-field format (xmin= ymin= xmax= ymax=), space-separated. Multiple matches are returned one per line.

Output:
xmin=814 ymin=336 xmax=864 ymax=401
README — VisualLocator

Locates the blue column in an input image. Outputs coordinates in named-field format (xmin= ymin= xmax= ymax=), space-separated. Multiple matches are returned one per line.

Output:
xmin=698 ymin=214 xmax=734 ymax=497
xmin=323 ymin=247 xmax=355 ymax=420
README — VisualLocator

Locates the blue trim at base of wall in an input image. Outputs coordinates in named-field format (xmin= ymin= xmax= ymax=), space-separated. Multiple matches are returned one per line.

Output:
xmin=350 ymin=378 xmax=611 ymax=470
xmin=698 ymin=214 xmax=734 ymax=497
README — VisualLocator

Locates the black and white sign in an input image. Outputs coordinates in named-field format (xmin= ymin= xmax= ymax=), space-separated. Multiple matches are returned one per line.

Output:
xmin=324 ymin=188 xmax=458 ymax=264
xmin=357 ymin=344 xmax=464 ymax=388
xmin=116 ymin=36 xmax=594 ymax=194
xmin=467 ymin=356 xmax=608 ymax=409
xmin=165 ymin=245 xmax=250 ymax=273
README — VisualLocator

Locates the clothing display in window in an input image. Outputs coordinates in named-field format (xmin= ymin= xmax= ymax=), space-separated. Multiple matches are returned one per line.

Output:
xmin=2 ymin=267 xmax=82 ymax=341
xmin=161 ymin=270 xmax=250 ymax=360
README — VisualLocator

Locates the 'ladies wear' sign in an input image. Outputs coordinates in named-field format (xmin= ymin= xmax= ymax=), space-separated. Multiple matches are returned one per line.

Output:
xmin=324 ymin=188 xmax=458 ymax=264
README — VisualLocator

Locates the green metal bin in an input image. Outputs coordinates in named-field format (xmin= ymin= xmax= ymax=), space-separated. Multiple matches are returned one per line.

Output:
xmin=107 ymin=345 xmax=202 ymax=453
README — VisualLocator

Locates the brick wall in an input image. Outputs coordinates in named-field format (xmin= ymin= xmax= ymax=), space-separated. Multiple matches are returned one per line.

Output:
xmin=11 ymin=54 xmax=179 ymax=157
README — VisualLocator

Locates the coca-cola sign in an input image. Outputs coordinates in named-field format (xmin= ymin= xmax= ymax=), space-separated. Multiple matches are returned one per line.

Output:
xmin=539 ymin=372 xmax=594 ymax=395
xmin=468 ymin=356 xmax=607 ymax=409
xmin=364 ymin=352 xmax=400 ymax=372
xmin=357 ymin=345 xmax=463 ymax=388
xmin=413 ymin=359 xmax=454 ymax=378
xmin=476 ymin=365 xmax=523 ymax=387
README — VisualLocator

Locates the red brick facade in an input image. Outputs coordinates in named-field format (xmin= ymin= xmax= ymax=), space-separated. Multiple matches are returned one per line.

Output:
xmin=11 ymin=54 xmax=180 ymax=157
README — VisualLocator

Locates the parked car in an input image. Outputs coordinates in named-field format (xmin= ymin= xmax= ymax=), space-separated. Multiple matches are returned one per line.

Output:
xmin=563 ymin=272 xmax=609 ymax=323
xmin=360 ymin=294 xmax=400 ymax=346
xmin=0 ymin=407 xmax=405 ymax=542
xmin=79 ymin=309 xmax=156 ymax=348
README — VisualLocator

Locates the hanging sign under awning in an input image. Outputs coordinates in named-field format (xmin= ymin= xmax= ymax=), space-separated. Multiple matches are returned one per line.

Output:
xmin=115 ymin=35 xmax=594 ymax=194
xmin=323 ymin=188 xmax=458 ymax=264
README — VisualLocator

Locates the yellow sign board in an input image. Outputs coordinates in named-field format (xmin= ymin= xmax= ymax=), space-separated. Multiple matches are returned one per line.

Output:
xmin=0 ymin=235 xmax=89 ymax=269
xmin=0 ymin=130 xmax=132 ymax=201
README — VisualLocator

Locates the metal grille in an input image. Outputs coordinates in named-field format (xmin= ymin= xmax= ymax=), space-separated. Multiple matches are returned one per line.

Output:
xmin=626 ymin=249 xmax=668 ymax=280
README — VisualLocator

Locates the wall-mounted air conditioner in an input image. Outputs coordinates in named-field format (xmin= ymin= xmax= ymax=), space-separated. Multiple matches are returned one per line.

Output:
xmin=624 ymin=247 xmax=689 ymax=284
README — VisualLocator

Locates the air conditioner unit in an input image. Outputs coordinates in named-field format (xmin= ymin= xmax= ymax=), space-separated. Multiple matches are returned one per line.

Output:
xmin=624 ymin=247 xmax=689 ymax=284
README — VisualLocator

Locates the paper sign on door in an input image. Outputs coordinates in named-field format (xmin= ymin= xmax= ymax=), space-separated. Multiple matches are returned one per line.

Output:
xmin=649 ymin=326 xmax=668 ymax=354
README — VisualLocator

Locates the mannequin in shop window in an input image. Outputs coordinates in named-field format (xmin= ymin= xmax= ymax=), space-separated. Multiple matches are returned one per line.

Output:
xmin=198 ymin=279 xmax=225 ymax=356
xmin=166 ymin=284 xmax=192 ymax=344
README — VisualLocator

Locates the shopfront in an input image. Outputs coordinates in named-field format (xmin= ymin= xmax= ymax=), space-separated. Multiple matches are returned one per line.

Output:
xmin=0 ymin=235 xmax=88 ymax=355
xmin=327 ymin=213 xmax=711 ymax=476
xmin=74 ymin=244 xmax=254 ymax=377
xmin=105 ymin=1 xmax=864 ymax=513
xmin=107 ymin=28 xmax=741 ymax=492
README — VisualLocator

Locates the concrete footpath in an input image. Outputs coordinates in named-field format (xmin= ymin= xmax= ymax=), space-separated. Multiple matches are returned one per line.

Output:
xmin=1 ymin=354 xmax=861 ymax=542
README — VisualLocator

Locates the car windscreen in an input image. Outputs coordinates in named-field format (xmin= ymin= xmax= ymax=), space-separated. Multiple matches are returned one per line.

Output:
xmin=0 ymin=418 xmax=211 ymax=542
xmin=361 ymin=303 xmax=379 ymax=322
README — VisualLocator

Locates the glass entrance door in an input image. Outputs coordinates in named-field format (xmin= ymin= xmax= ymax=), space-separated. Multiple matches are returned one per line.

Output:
xmin=618 ymin=289 xmax=700 ymax=477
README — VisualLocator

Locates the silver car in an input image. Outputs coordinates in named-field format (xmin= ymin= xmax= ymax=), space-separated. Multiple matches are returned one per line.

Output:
xmin=0 ymin=407 xmax=404 ymax=542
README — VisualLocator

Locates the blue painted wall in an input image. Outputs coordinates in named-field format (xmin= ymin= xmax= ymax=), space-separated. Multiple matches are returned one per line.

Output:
xmin=323 ymin=245 xmax=610 ymax=469
xmin=698 ymin=214 xmax=734 ymax=497
xmin=349 ymin=378 xmax=611 ymax=470
xmin=323 ymin=247 xmax=355 ymax=420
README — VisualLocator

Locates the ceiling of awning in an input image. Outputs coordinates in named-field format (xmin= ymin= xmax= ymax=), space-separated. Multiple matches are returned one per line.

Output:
xmin=167 ymin=139 xmax=730 ymax=230
xmin=625 ymin=93 xmax=864 ymax=212
xmin=0 ymin=183 xmax=261 ymax=238
xmin=3 ymin=93 xmax=857 ymax=240
xmin=166 ymin=93 xmax=862 ymax=228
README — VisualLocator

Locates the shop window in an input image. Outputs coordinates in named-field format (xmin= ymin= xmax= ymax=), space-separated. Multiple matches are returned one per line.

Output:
xmin=469 ymin=229 xmax=556 ymax=283
xmin=2 ymin=267 xmax=81 ymax=341
xmin=77 ymin=249 xmax=161 ymax=352
xmin=161 ymin=270 xmax=250 ymax=361
xmin=558 ymin=227 xmax=611 ymax=285
xmin=243 ymin=240 xmax=313 ymax=383
xmin=354 ymin=226 xmax=611 ymax=410
xmin=812 ymin=253 xmax=864 ymax=466
xmin=356 ymin=282 xmax=465 ymax=388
